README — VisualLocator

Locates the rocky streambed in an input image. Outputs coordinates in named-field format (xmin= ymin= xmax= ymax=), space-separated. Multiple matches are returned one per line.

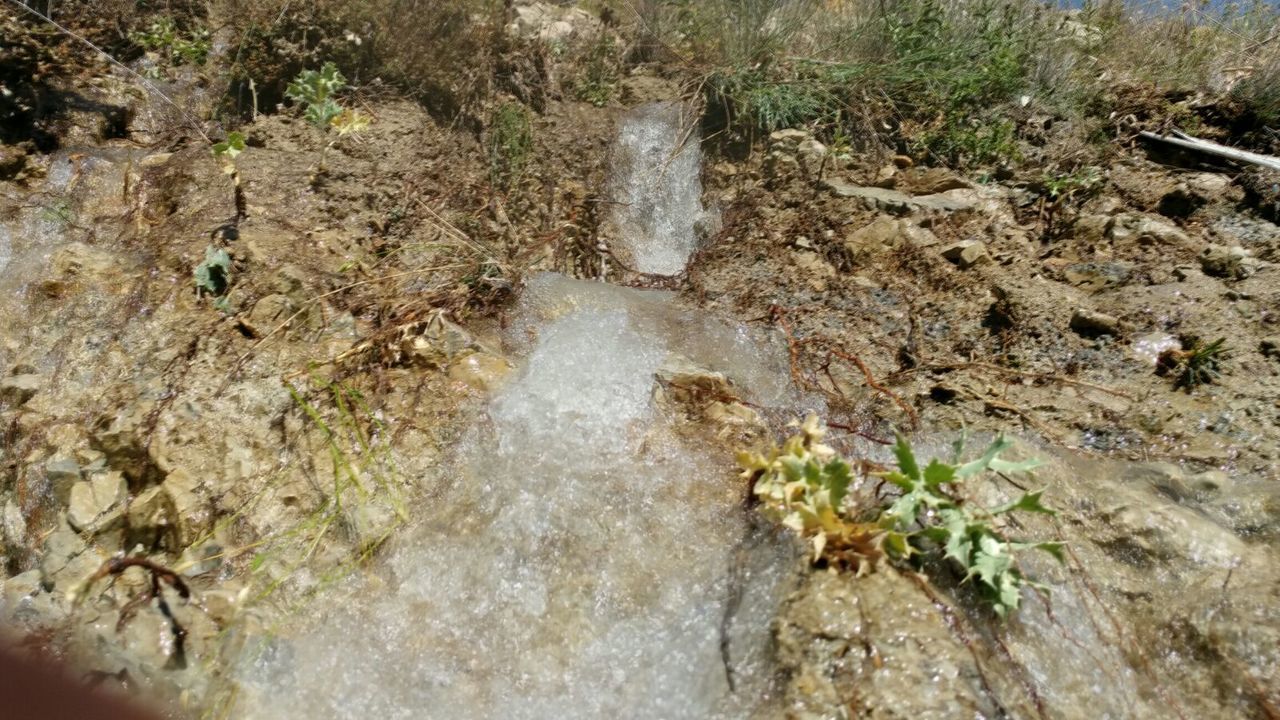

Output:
xmin=1 ymin=4 xmax=1279 ymax=719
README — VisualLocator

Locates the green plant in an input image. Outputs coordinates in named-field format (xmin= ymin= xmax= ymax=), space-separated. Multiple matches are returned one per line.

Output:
xmin=194 ymin=245 xmax=231 ymax=304
xmin=877 ymin=432 xmax=1063 ymax=618
xmin=575 ymin=33 xmax=619 ymax=107
xmin=486 ymin=101 xmax=534 ymax=191
xmin=741 ymin=417 xmax=1063 ymax=618
xmin=1157 ymin=336 xmax=1229 ymax=390
xmin=212 ymin=131 xmax=246 ymax=162
xmin=286 ymin=62 xmax=348 ymax=129
xmin=131 ymin=17 xmax=210 ymax=66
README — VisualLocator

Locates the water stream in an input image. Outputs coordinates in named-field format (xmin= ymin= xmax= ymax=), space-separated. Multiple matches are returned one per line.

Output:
xmin=233 ymin=104 xmax=800 ymax=719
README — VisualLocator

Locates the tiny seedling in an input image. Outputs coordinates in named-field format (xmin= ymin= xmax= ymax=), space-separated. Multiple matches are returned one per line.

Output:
xmin=212 ymin=131 xmax=246 ymax=164
xmin=1157 ymin=336 xmax=1229 ymax=390
xmin=131 ymin=17 xmax=210 ymax=67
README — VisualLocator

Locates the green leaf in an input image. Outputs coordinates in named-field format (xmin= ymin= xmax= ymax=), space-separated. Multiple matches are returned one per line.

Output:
xmin=879 ymin=471 xmax=915 ymax=492
xmin=1011 ymin=540 xmax=1067 ymax=563
xmin=989 ymin=457 xmax=1043 ymax=474
xmin=922 ymin=459 xmax=956 ymax=489
xmin=991 ymin=489 xmax=1056 ymax=516
xmin=824 ymin=458 xmax=852 ymax=506
xmin=971 ymin=534 xmax=1011 ymax=588
xmin=882 ymin=531 xmax=915 ymax=559
xmin=955 ymin=434 xmax=1013 ymax=478
xmin=893 ymin=432 xmax=921 ymax=481
xmin=194 ymin=245 xmax=231 ymax=296
xmin=212 ymin=131 xmax=246 ymax=159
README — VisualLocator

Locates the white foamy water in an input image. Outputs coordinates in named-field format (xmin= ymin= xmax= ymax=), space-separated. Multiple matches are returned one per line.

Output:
xmin=605 ymin=102 xmax=706 ymax=276
xmin=234 ymin=275 xmax=796 ymax=720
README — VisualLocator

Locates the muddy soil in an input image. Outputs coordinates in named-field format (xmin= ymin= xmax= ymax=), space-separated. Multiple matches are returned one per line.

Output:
xmin=1 ymin=2 xmax=1278 ymax=719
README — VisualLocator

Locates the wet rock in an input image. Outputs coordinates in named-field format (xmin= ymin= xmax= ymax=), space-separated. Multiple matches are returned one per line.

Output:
xmin=2 ymin=497 xmax=25 ymax=545
xmin=45 ymin=454 xmax=83 ymax=504
xmin=91 ymin=400 xmax=162 ymax=489
xmin=161 ymin=468 xmax=209 ymax=548
xmin=39 ymin=520 xmax=94 ymax=590
xmin=0 ymin=373 xmax=40 ymax=405
xmin=401 ymin=313 xmax=480 ymax=369
xmin=1070 ymin=308 xmax=1121 ymax=337
xmin=126 ymin=485 xmax=178 ymax=549
xmin=1198 ymin=244 xmax=1254 ymax=279
xmin=941 ymin=240 xmax=990 ymax=269
xmin=448 ymin=352 xmax=514 ymax=393
xmin=67 ymin=471 xmax=127 ymax=534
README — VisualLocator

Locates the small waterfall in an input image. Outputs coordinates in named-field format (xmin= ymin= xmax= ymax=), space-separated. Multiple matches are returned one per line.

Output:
xmin=235 ymin=107 xmax=799 ymax=719
xmin=605 ymin=102 xmax=707 ymax=276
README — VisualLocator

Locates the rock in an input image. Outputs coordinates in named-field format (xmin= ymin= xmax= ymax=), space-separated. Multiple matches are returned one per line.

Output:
xmin=1070 ymin=308 xmax=1121 ymax=338
xmin=1108 ymin=213 xmax=1191 ymax=246
xmin=0 ymin=143 xmax=29 ymax=181
xmin=1261 ymin=338 xmax=1280 ymax=361
xmin=448 ymin=352 xmax=514 ymax=393
xmin=3 ymin=570 xmax=43 ymax=616
xmin=898 ymin=167 xmax=970 ymax=194
xmin=401 ymin=313 xmax=479 ymax=369
xmin=244 ymin=294 xmax=297 ymax=336
xmin=39 ymin=521 xmax=88 ymax=588
xmin=769 ymin=128 xmax=810 ymax=150
xmin=508 ymin=1 xmax=599 ymax=41
xmin=2 ymin=499 xmax=27 ymax=552
xmin=45 ymin=455 xmax=83 ymax=504
xmin=843 ymin=216 xmax=903 ymax=261
xmin=67 ymin=472 xmax=128 ymax=534
xmin=1199 ymin=244 xmax=1254 ymax=279
xmin=872 ymin=164 xmax=897 ymax=188
xmin=941 ymin=240 xmax=990 ymax=269
xmin=792 ymin=250 xmax=836 ymax=291
xmin=92 ymin=401 xmax=162 ymax=489
xmin=823 ymin=180 xmax=915 ymax=214
xmin=796 ymin=139 xmax=827 ymax=174
xmin=1062 ymin=261 xmax=1131 ymax=293
xmin=0 ymin=373 xmax=40 ymax=405
xmin=162 ymin=468 xmax=209 ymax=548
xmin=1071 ymin=213 xmax=1112 ymax=244
xmin=126 ymin=485 xmax=177 ymax=549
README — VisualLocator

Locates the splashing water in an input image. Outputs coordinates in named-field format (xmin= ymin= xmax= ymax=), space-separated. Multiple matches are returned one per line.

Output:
xmin=605 ymin=102 xmax=707 ymax=276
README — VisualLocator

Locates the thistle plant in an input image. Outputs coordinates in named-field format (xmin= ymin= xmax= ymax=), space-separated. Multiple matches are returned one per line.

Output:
xmin=741 ymin=418 xmax=1064 ymax=618
xmin=287 ymin=62 xmax=348 ymax=129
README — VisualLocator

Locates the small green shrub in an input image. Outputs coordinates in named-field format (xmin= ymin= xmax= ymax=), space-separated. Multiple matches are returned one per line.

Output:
xmin=742 ymin=417 xmax=1063 ymax=618
xmin=194 ymin=245 xmax=231 ymax=308
xmin=212 ymin=131 xmax=246 ymax=163
xmin=486 ymin=102 xmax=534 ymax=191
xmin=1157 ymin=336 xmax=1229 ymax=391
xmin=131 ymin=17 xmax=210 ymax=66
xmin=574 ymin=33 xmax=620 ymax=107
xmin=286 ymin=62 xmax=348 ymax=129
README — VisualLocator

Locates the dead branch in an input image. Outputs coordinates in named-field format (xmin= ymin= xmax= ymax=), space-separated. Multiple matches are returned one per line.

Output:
xmin=1139 ymin=130 xmax=1280 ymax=172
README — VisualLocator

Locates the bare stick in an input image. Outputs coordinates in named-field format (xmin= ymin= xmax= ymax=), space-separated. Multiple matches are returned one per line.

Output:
xmin=1139 ymin=130 xmax=1280 ymax=172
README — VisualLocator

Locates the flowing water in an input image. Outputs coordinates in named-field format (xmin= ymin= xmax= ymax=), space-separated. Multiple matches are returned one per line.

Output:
xmin=232 ymin=105 xmax=801 ymax=719
xmin=605 ymin=102 xmax=707 ymax=276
